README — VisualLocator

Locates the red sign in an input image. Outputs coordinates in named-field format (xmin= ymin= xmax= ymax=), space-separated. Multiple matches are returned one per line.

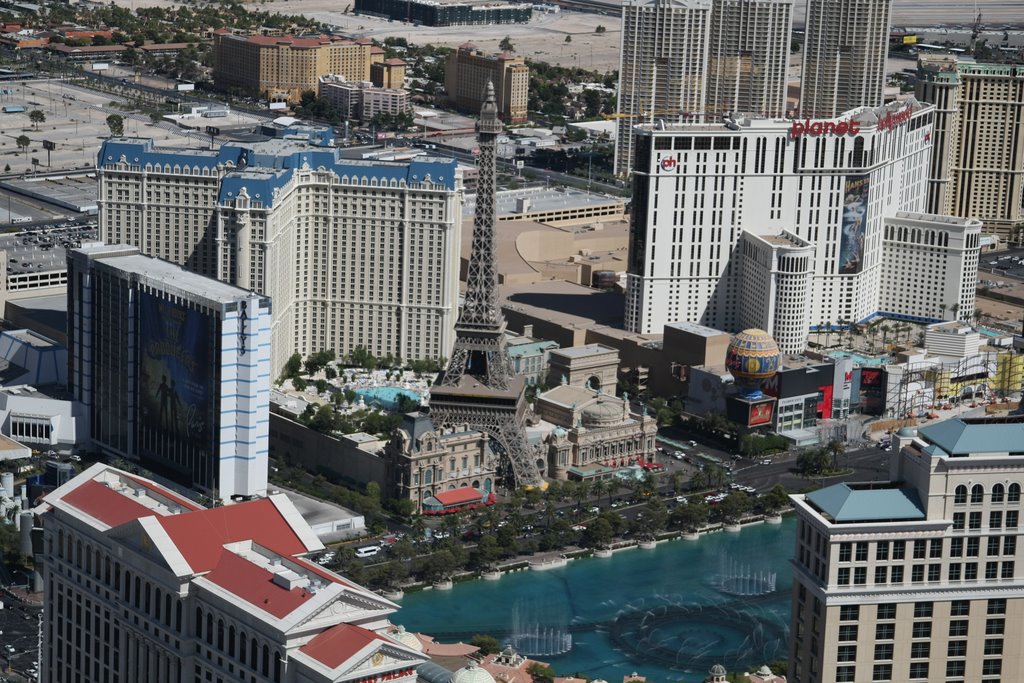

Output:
xmin=877 ymin=107 xmax=913 ymax=132
xmin=790 ymin=119 xmax=861 ymax=138
xmin=660 ymin=157 xmax=677 ymax=171
xmin=749 ymin=402 xmax=774 ymax=426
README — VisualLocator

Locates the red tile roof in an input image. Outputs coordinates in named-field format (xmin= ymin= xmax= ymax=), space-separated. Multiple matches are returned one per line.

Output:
xmin=157 ymin=498 xmax=308 ymax=572
xmin=203 ymin=551 xmax=316 ymax=618
xmin=60 ymin=479 xmax=157 ymax=528
xmin=434 ymin=487 xmax=484 ymax=506
xmin=299 ymin=623 xmax=387 ymax=669
xmin=123 ymin=473 xmax=203 ymax=512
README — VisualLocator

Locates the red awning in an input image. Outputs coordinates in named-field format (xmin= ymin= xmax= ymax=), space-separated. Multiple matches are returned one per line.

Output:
xmin=433 ymin=488 xmax=485 ymax=507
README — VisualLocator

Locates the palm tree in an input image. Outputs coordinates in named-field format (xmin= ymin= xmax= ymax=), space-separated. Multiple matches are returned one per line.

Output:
xmin=938 ymin=303 xmax=947 ymax=321
xmin=951 ymin=302 xmax=961 ymax=321
xmin=880 ymin=324 xmax=891 ymax=350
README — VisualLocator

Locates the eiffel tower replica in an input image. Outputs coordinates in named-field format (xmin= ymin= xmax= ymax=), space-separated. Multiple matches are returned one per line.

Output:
xmin=429 ymin=82 xmax=544 ymax=489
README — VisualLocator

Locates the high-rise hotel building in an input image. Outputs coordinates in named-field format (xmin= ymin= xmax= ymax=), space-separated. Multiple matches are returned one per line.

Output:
xmin=68 ymin=243 xmax=272 ymax=502
xmin=799 ymin=0 xmax=892 ymax=118
xmin=614 ymin=0 xmax=712 ymax=177
xmin=625 ymin=99 xmax=982 ymax=353
xmin=916 ymin=56 xmax=1024 ymax=239
xmin=97 ymin=139 xmax=463 ymax=375
xmin=789 ymin=416 xmax=1024 ymax=683
xmin=614 ymin=0 xmax=794 ymax=177
xmin=36 ymin=463 xmax=426 ymax=683
xmin=706 ymin=0 xmax=793 ymax=118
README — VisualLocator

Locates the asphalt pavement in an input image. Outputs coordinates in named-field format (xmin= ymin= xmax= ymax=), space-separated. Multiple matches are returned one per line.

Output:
xmin=0 ymin=596 xmax=41 ymax=682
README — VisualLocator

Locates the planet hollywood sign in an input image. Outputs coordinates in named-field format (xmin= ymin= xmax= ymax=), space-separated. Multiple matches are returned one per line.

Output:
xmin=876 ymin=106 xmax=913 ymax=132
xmin=790 ymin=119 xmax=861 ymax=138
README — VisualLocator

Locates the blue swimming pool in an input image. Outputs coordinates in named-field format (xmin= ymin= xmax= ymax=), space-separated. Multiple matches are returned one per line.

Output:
xmin=828 ymin=350 xmax=891 ymax=366
xmin=354 ymin=386 xmax=422 ymax=410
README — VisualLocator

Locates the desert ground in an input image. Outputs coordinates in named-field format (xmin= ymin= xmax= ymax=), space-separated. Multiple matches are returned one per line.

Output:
xmin=112 ymin=0 xmax=1024 ymax=74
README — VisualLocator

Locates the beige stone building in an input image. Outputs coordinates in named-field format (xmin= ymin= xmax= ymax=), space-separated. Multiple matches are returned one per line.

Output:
xmin=444 ymin=44 xmax=529 ymax=123
xmin=97 ymin=138 xmax=462 ymax=375
xmin=546 ymin=344 xmax=620 ymax=392
xmin=789 ymin=416 xmax=1024 ymax=683
xmin=212 ymin=30 xmax=375 ymax=102
xmin=382 ymin=412 xmax=498 ymax=511
xmin=917 ymin=56 xmax=1024 ymax=239
xmin=318 ymin=75 xmax=410 ymax=122
xmin=371 ymin=58 xmax=407 ymax=89
xmin=537 ymin=384 xmax=657 ymax=480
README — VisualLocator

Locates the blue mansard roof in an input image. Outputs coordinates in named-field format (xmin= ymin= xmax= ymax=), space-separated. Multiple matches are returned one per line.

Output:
xmin=98 ymin=138 xmax=458 ymax=209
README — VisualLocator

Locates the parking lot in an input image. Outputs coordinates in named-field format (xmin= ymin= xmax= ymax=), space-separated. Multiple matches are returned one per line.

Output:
xmin=0 ymin=221 xmax=98 ymax=275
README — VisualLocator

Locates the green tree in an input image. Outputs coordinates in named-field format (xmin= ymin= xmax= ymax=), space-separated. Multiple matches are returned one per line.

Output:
xmin=797 ymin=448 xmax=831 ymax=476
xmin=470 ymin=634 xmax=501 ymax=655
xmin=564 ymin=35 xmax=572 ymax=43
xmin=635 ymin=495 xmax=668 ymax=540
xmin=28 ymin=109 xmax=45 ymax=129
xmin=715 ymin=491 xmax=750 ymax=523
xmin=762 ymin=484 xmax=791 ymax=513
xmin=15 ymin=135 xmax=29 ymax=155
xmin=595 ymin=25 xmax=606 ymax=33
xmin=470 ymin=534 xmax=502 ymax=570
xmin=526 ymin=663 xmax=556 ymax=683
xmin=671 ymin=499 xmax=709 ymax=531
xmin=499 ymin=36 xmax=514 ymax=52
xmin=106 ymin=114 xmax=124 ymax=137
xmin=581 ymin=516 xmax=614 ymax=548
xmin=282 ymin=352 xmax=302 ymax=379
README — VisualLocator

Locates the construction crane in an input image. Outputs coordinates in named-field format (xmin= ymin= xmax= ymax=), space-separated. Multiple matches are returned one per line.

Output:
xmin=970 ymin=6 xmax=983 ymax=56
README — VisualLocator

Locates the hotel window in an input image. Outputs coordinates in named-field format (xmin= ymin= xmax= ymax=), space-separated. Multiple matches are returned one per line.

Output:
xmin=946 ymin=661 xmax=966 ymax=677
xmin=874 ymin=644 xmax=893 ymax=660
xmin=985 ymin=618 xmax=1005 ymax=635
xmin=872 ymin=664 xmax=892 ymax=681
xmin=951 ymin=600 xmax=970 ymax=616
xmin=948 ymin=641 xmax=967 ymax=657
xmin=954 ymin=512 xmax=966 ymax=530
xmin=911 ymin=622 xmax=931 ymax=638
xmin=913 ymin=602 xmax=933 ymax=618
xmin=970 ymin=512 xmax=982 ymax=529
xmin=876 ymin=623 xmax=895 ymax=640
xmin=908 ymin=663 xmax=929 ymax=679
xmin=949 ymin=620 xmax=969 ymax=637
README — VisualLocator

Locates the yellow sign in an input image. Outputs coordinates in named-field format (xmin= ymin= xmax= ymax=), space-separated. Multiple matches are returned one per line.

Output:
xmin=903 ymin=35 xmax=918 ymax=45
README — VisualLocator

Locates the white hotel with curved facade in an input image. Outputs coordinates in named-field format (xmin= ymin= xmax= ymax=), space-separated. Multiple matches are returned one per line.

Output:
xmin=624 ymin=98 xmax=981 ymax=354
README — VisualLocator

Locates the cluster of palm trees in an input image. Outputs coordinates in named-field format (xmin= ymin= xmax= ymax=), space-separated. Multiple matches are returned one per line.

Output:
xmin=817 ymin=306 xmax=983 ymax=355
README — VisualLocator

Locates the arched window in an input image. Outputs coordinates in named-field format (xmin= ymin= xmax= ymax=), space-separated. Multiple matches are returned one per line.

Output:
xmin=994 ymin=484 xmax=1007 ymax=503
xmin=1010 ymin=483 xmax=1021 ymax=503
xmin=239 ymin=632 xmax=247 ymax=665
xmin=57 ymin=529 xmax=64 ymax=558
xmin=274 ymin=652 xmax=282 ymax=682
xmin=228 ymin=625 xmax=236 ymax=657
xmin=195 ymin=607 xmax=203 ymax=639
xmin=262 ymin=644 xmax=270 ymax=676
xmin=206 ymin=614 xmax=214 ymax=645
xmin=971 ymin=484 xmax=984 ymax=504
xmin=251 ymin=638 xmax=258 ymax=669
xmin=217 ymin=619 xmax=225 ymax=650
xmin=954 ymin=485 xmax=968 ymax=504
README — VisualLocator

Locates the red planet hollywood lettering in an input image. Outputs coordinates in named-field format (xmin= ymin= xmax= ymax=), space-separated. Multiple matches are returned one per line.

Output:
xmin=790 ymin=119 xmax=861 ymax=138
xmin=876 ymin=107 xmax=913 ymax=131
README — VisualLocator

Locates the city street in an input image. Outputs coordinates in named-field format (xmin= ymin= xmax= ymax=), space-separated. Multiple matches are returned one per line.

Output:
xmin=0 ymin=597 xmax=42 ymax=681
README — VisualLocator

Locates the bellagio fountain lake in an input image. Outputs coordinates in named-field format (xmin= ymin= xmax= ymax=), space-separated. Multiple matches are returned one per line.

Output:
xmin=396 ymin=517 xmax=796 ymax=681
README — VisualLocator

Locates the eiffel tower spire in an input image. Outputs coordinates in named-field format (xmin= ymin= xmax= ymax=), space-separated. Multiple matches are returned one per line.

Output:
xmin=430 ymin=82 xmax=544 ymax=488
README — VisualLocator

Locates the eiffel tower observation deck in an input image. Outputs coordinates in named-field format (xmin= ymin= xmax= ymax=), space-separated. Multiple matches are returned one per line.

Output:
xmin=429 ymin=82 xmax=545 ymax=489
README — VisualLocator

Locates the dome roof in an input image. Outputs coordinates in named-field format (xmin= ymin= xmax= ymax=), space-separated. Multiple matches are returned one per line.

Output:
xmin=725 ymin=329 xmax=780 ymax=399
xmin=757 ymin=665 xmax=773 ymax=676
xmin=581 ymin=397 xmax=623 ymax=427
xmin=390 ymin=625 xmax=423 ymax=652
xmin=710 ymin=664 xmax=727 ymax=675
xmin=453 ymin=661 xmax=496 ymax=683
xmin=896 ymin=426 xmax=916 ymax=437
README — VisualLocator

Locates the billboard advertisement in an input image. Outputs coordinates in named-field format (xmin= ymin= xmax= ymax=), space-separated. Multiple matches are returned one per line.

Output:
xmin=138 ymin=293 xmax=215 ymax=468
xmin=859 ymin=367 xmax=884 ymax=413
xmin=748 ymin=400 xmax=775 ymax=426
xmin=839 ymin=175 xmax=869 ymax=274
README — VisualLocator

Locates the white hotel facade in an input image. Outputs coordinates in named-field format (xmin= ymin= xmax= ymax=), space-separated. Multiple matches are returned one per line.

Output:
xmin=36 ymin=464 xmax=426 ymax=683
xmin=625 ymin=98 xmax=981 ymax=353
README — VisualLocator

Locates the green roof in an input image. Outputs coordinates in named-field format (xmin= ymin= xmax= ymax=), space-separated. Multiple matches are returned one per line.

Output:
xmin=917 ymin=419 xmax=1024 ymax=456
xmin=805 ymin=483 xmax=926 ymax=523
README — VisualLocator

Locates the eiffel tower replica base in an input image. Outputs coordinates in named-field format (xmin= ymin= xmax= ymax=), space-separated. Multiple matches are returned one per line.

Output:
xmin=429 ymin=373 xmax=544 ymax=489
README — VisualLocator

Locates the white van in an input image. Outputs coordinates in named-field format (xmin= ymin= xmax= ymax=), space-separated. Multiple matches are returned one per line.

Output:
xmin=355 ymin=546 xmax=380 ymax=558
